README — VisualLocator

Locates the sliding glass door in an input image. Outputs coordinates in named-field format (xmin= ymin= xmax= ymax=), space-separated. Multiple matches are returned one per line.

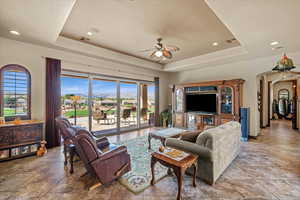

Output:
xmin=61 ymin=71 xmax=156 ymax=135
xmin=120 ymin=81 xmax=138 ymax=131
xmin=91 ymin=78 xmax=118 ymax=133
xmin=61 ymin=75 xmax=89 ymax=129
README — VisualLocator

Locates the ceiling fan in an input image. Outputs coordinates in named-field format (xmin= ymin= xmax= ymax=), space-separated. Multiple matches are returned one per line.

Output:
xmin=140 ymin=38 xmax=180 ymax=61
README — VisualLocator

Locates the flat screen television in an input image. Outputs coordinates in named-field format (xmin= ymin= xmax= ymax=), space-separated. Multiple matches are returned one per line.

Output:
xmin=185 ymin=93 xmax=217 ymax=113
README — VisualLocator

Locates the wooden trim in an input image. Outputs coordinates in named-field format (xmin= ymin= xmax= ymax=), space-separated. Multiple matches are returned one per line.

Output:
xmin=89 ymin=182 xmax=102 ymax=191
xmin=62 ymin=69 xmax=155 ymax=83
xmin=259 ymin=79 xmax=264 ymax=129
xmin=61 ymin=73 xmax=88 ymax=79
xmin=176 ymin=79 xmax=245 ymax=88
xmin=292 ymin=80 xmax=297 ymax=129
xmin=267 ymin=81 xmax=271 ymax=127
xmin=0 ymin=64 xmax=31 ymax=120
xmin=276 ymin=79 xmax=297 ymax=83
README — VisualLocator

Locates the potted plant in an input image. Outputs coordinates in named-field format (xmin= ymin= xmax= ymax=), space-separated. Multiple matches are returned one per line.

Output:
xmin=159 ymin=106 xmax=172 ymax=127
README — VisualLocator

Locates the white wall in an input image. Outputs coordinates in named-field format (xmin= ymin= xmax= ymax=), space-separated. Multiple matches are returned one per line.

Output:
xmin=0 ymin=37 xmax=172 ymax=121
xmin=170 ymin=51 xmax=300 ymax=136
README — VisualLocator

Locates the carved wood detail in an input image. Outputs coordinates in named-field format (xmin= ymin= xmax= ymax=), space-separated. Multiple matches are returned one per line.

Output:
xmin=0 ymin=129 xmax=12 ymax=147
xmin=172 ymin=79 xmax=244 ymax=129
xmin=0 ymin=122 xmax=43 ymax=161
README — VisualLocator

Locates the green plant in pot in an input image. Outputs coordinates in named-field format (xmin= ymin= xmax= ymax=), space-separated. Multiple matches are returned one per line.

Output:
xmin=159 ymin=107 xmax=172 ymax=127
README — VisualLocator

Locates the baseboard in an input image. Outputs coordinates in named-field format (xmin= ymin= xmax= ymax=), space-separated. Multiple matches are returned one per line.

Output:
xmin=249 ymin=135 xmax=258 ymax=140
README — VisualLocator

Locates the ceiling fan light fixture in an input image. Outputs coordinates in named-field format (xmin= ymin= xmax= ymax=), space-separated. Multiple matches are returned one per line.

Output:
xmin=155 ymin=51 xmax=163 ymax=57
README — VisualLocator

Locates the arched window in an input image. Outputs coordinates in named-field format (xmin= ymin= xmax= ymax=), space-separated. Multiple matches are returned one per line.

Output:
xmin=0 ymin=64 xmax=31 ymax=120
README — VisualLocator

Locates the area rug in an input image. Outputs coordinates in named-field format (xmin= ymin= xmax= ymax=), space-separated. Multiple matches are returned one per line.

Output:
xmin=117 ymin=135 xmax=168 ymax=194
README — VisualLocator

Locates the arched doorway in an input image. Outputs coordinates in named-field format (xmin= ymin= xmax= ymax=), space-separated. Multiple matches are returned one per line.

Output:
xmin=257 ymin=71 xmax=299 ymax=130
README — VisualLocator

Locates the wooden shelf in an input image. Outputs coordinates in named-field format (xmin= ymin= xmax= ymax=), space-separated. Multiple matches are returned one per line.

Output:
xmin=0 ymin=120 xmax=43 ymax=128
xmin=0 ymin=141 xmax=40 ymax=149
xmin=0 ymin=152 xmax=36 ymax=162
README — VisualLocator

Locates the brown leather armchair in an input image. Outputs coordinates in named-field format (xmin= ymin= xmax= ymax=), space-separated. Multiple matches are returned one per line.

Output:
xmin=55 ymin=117 xmax=113 ymax=174
xmin=74 ymin=129 xmax=131 ymax=190
xmin=55 ymin=117 xmax=77 ymax=170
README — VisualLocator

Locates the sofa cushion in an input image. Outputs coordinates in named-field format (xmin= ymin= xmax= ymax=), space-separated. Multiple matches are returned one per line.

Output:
xmin=195 ymin=121 xmax=241 ymax=149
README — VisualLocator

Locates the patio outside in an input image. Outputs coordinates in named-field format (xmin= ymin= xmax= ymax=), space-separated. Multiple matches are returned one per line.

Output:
xmin=61 ymin=76 xmax=155 ymax=133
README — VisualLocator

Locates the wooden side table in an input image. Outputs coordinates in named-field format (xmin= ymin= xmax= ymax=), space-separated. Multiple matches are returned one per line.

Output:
xmin=151 ymin=151 xmax=198 ymax=200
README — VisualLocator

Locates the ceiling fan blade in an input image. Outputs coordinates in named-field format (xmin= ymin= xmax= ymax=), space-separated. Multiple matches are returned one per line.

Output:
xmin=166 ymin=45 xmax=180 ymax=51
xmin=150 ymin=51 xmax=157 ymax=58
xmin=138 ymin=48 xmax=156 ymax=53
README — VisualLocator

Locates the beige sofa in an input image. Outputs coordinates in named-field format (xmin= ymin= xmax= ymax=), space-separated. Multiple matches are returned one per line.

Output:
xmin=166 ymin=121 xmax=241 ymax=185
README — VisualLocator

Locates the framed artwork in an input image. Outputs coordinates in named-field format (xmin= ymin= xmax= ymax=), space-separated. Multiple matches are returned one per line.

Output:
xmin=11 ymin=147 xmax=20 ymax=156
xmin=0 ymin=149 xmax=9 ymax=159
xmin=21 ymin=146 xmax=30 ymax=154
xmin=30 ymin=144 xmax=38 ymax=152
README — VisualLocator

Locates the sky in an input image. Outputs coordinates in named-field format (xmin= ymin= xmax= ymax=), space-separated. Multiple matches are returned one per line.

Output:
xmin=61 ymin=77 xmax=154 ymax=98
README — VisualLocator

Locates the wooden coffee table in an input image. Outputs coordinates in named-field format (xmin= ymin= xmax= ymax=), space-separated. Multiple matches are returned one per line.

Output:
xmin=148 ymin=128 xmax=188 ymax=149
xmin=151 ymin=151 xmax=198 ymax=200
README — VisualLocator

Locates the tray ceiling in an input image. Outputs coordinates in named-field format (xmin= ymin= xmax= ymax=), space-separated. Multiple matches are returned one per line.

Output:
xmin=61 ymin=0 xmax=240 ymax=63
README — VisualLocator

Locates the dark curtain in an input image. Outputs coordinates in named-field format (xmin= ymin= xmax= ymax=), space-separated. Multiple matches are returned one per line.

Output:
xmin=154 ymin=77 xmax=160 ymax=126
xmin=45 ymin=57 xmax=61 ymax=148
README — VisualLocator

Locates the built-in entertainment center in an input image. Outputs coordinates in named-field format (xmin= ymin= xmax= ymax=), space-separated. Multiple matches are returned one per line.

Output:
xmin=172 ymin=79 xmax=244 ymax=130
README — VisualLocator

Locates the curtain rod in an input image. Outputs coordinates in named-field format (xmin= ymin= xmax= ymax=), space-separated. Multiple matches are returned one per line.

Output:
xmin=42 ymin=56 xmax=158 ymax=79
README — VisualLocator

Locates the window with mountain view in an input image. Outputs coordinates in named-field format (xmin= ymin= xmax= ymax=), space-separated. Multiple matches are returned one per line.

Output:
xmin=120 ymin=81 xmax=138 ymax=131
xmin=61 ymin=71 xmax=156 ymax=134
xmin=92 ymin=78 xmax=117 ymax=132
xmin=61 ymin=75 xmax=89 ymax=129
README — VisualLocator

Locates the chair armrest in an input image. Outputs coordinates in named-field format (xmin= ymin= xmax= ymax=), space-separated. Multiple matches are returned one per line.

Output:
xmin=180 ymin=130 xmax=201 ymax=143
xmin=165 ymin=138 xmax=213 ymax=161
xmin=95 ymin=137 xmax=110 ymax=149
xmin=98 ymin=145 xmax=128 ymax=161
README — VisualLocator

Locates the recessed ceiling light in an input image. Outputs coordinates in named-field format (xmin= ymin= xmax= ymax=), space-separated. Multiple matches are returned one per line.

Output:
xmin=87 ymin=31 xmax=93 ymax=36
xmin=212 ymin=42 xmax=219 ymax=46
xmin=270 ymin=41 xmax=279 ymax=46
xmin=9 ymin=30 xmax=20 ymax=36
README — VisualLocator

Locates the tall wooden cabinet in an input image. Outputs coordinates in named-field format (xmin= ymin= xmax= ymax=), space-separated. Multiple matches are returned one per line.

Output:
xmin=172 ymin=79 xmax=244 ymax=129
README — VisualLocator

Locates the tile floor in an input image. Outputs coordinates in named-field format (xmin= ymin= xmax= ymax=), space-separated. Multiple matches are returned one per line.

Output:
xmin=0 ymin=120 xmax=300 ymax=200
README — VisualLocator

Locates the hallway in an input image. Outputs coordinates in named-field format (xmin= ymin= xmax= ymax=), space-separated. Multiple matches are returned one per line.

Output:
xmin=258 ymin=119 xmax=299 ymax=146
